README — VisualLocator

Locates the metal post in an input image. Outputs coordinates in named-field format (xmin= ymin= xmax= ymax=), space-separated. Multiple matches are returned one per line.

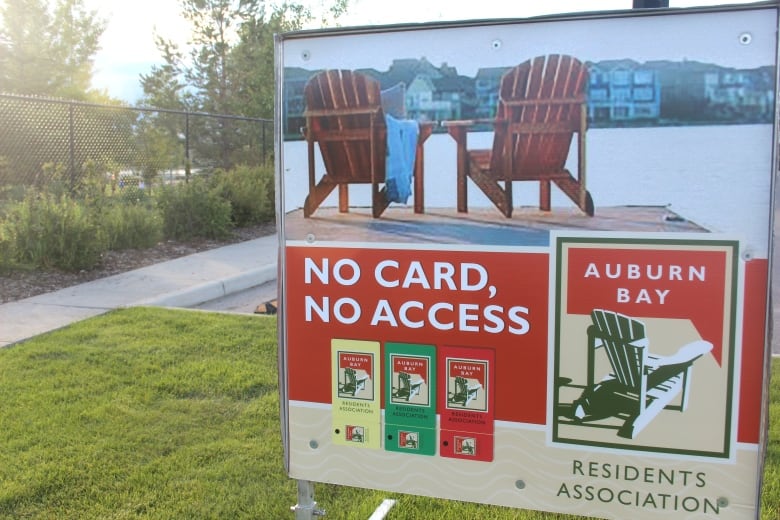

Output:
xmin=69 ymin=103 xmax=76 ymax=190
xmin=291 ymin=480 xmax=325 ymax=519
xmin=185 ymin=111 xmax=191 ymax=180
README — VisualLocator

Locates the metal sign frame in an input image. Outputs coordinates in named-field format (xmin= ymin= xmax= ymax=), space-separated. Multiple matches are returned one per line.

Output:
xmin=274 ymin=3 xmax=779 ymax=518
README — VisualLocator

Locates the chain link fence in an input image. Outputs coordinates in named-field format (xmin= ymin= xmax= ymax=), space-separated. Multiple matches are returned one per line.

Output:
xmin=0 ymin=93 xmax=273 ymax=199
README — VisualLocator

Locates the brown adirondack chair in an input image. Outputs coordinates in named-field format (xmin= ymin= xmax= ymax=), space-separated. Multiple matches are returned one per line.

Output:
xmin=302 ymin=70 xmax=430 ymax=218
xmin=445 ymin=55 xmax=594 ymax=217
xmin=572 ymin=309 xmax=713 ymax=439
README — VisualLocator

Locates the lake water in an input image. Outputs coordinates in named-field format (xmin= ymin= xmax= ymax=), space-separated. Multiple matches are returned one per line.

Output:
xmin=281 ymin=124 xmax=774 ymax=256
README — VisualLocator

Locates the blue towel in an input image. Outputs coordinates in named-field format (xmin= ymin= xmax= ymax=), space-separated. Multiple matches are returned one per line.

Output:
xmin=384 ymin=114 xmax=419 ymax=204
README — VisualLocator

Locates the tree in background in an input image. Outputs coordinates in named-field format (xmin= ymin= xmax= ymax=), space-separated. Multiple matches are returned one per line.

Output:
xmin=0 ymin=2 xmax=145 ymax=191
xmin=0 ymin=0 xmax=105 ymax=99
xmin=142 ymin=0 xmax=348 ymax=116
xmin=137 ymin=39 xmax=191 ymax=177
xmin=182 ymin=0 xmax=258 ymax=117
xmin=0 ymin=0 xmax=52 ymax=95
xmin=140 ymin=0 xmax=349 ymax=170
xmin=50 ymin=0 xmax=106 ymax=99
xmin=229 ymin=3 xmax=310 ymax=118
xmin=140 ymin=38 xmax=189 ymax=111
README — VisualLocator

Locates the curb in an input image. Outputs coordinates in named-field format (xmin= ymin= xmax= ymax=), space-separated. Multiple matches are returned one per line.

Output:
xmin=138 ymin=264 xmax=278 ymax=308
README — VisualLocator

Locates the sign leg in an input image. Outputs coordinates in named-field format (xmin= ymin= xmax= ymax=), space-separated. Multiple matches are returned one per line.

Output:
xmin=291 ymin=480 xmax=325 ymax=519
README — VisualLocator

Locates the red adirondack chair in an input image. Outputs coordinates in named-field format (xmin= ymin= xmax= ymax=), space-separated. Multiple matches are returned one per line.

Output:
xmin=302 ymin=69 xmax=430 ymax=218
xmin=445 ymin=55 xmax=594 ymax=217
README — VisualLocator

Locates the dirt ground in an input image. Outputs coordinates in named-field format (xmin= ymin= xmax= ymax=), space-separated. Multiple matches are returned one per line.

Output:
xmin=0 ymin=223 xmax=276 ymax=304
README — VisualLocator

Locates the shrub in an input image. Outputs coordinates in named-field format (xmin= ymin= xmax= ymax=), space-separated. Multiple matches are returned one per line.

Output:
xmin=117 ymin=183 xmax=152 ymax=205
xmin=100 ymin=202 xmax=163 ymax=250
xmin=211 ymin=164 xmax=275 ymax=227
xmin=157 ymin=179 xmax=232 ymax=240
xmin=76 ymin=159 xmax=111 ymax=206
xmin=38 ymin=162 xmax=70 ymax=197
xmin=0 ymin=221 xmax=16 ymax=273
xmin=0 ymin=184 xmax=27 ymax=205
xmin=4 ymin=192 xmax=104 ymax=271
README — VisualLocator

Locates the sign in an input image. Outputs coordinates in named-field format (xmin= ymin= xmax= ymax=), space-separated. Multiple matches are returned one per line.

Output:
xmin=552 ymin=236 xmax=739 ymax=457
xmin=276 ymin=4 xmax=776 ymax=518
xmin=439 ymin=345 xmax=495 ymax=462
xmin=384 ymin=342 xmax=437 ymax=455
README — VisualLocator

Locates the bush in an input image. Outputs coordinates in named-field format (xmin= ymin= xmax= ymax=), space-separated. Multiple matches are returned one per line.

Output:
xmin=117 ymin=184 xmax=151 ymax=205
xmin=211 ymin=164 xmax=275 ymax=227
xmin=0 ymin=184 xmax=27 ymax=205
xmin=76 ymin=159 xmax=111 ymax=206
xmin=3 ymin=192 xmax=104 ymax=271
xmin=157 ymin=179 xmax=232 ymax=240
xmin=0 ymin=222 xmax=16 ymax=273
xmin=100 ymin=202 xmax=163 ymax=250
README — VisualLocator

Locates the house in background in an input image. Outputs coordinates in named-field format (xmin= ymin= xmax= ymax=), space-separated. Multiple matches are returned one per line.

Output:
xmin=282 ymin=67 xmax=314 ymax=138
xmin=474 ymin=67 xmax=509 ymax=119
xmin=647 ymin=60 xmax=774 ymax=123
xmin=703 ymin=65 xmax=774 ymax=121
xmin=411 ymin=74 xmax=476 ymax=121
xmin=648 ymin=60 xmax=715 ymax=122
xmin=376 ymin=58 xmax=475 ymax=122
xmin=587 ymin=59 xmax=661 ymax=124
xmin=282 ymin=58 xmax=774 ymax=137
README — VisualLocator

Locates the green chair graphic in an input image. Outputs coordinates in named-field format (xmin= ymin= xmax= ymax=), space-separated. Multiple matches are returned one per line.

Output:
xmin=340 ymin=367 xmax=368 ymax=397
xmin=572 ymin=309 xmax=713 ymax=439
xmin=394 ymin=371 xmax=424 ymax=401
xmin=449 ymin=376 xmax=481 ymax=407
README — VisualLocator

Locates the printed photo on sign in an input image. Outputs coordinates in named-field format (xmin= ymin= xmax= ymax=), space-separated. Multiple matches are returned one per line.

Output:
xmin=345 ymin=425 xmax=365 ymax=443
xmin=551 ymin=235 xmax=739 ymax=458
xmin=280 ymin=10 xmax=774 ymax=257
xmin=454 ymin=436 xmax=478 ymax=457
xmin=279 ymin=5 xmax=775 ymax=517
xmin=336 ymin=351 xmax=375 ymax=401
xmin=398 ymin=430 xmax=420 ymax=450
xmin=390 ymin=354 xmax=430 ymax=406
xmin=446 ymin=358 xmax=488 ymax=412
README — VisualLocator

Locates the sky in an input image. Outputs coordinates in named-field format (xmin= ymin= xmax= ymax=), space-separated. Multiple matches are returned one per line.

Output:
xmin=85 ymin=0 xmax=762 ymax=103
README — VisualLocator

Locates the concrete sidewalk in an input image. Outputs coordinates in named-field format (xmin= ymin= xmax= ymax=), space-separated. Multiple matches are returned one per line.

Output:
xmin=1 ymin=228 xmax=777 ymax=354
xmin=0 ymin=234 xmax=279 ymax=347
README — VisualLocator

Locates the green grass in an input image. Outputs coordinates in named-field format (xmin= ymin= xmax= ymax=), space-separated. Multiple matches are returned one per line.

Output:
xmin=0 ymin=307 xmax=776 ymax=519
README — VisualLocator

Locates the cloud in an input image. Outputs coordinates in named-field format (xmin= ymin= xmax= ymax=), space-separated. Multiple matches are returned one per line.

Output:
xmin=87 ymin=0 xmax=190 ymax=101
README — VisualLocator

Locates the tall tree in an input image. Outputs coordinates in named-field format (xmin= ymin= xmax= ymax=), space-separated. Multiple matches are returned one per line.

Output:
xmin=140 ymin=36 xmax=189 ymax=110
xmin=182 ymin=0 xmax=258 ymax=116
xmin=0 ymin=0 xmax=54 ymax=94
xmin=137 ymin=37 xmax=190 ymax=179
xmin=0 ymin=0 xmax=105 ymax=98
xmin=138 ymin=1 xmax=348 ymax=169
xmin=49 ymin=0 xmax=105 ymax=98
xmin=229 ymin=3 xmax=310 ymax=118
xmin=142 ymin=0 xmax=349 ymax=115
